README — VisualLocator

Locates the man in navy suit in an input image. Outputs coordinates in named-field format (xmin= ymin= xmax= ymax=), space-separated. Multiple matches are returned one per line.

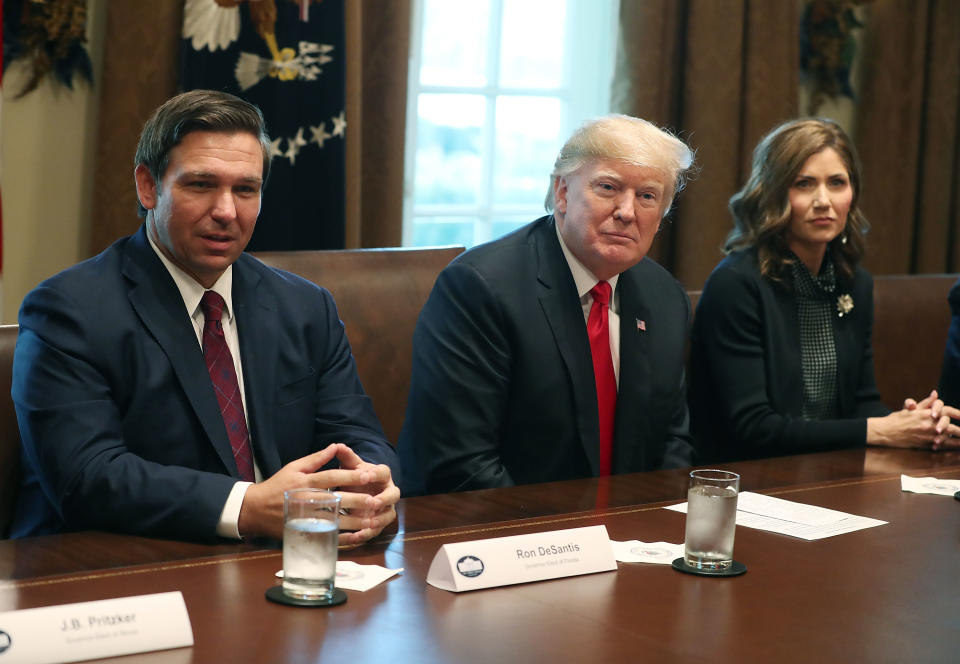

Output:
xmin=11 ymin=90 xmax=399 ymax=543
xmin=399 ymin=115 xmax=696 ymax=494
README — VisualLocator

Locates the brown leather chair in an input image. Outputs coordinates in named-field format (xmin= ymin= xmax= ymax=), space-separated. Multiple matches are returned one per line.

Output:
xmin=872 ymin=274 xmax=957 ymax=409
xmin=252 ymin=247 xmax=464 ymax=444
xmin=0 ymin=324 xmax=20 ymax=538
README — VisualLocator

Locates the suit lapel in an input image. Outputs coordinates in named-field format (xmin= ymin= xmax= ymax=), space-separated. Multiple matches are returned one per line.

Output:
xmin=612 ymin=267 xmax=652 ymax=471
xmin=533 ymin=220 xmax=601 ymax=474
xmin=233 ymin=257 xmax=282 ymax=476
xmin=122 ymin=227 xmax=238 ymax=475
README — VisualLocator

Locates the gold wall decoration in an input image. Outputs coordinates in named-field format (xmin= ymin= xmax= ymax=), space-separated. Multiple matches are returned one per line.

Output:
xmin=4 ymin=0 xmax=93 ymax=98
xmin=800 ymin=0 xmax=872 ymax=115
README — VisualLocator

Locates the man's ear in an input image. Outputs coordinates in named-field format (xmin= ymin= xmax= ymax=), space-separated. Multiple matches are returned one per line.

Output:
xmin=134 ymin=164 xmax=159 ymax=211
xmin=553 ymin=176 xmax=568 ymax=215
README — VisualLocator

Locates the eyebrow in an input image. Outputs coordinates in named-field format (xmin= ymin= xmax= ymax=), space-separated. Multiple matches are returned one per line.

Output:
xmin=591 ymin=171 xmax=665 ymax=189
xmin=591 ymin=170 xmax=623 ymax=182
xmin=795 ymin=172 xmax=848 ymax=179
xmin=180 ymin=171 xmax=263 ymax=185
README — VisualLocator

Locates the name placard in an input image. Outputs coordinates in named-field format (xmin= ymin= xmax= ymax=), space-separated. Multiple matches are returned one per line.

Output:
xmin=426 ymin=525 xmax=616 ymax=592
xmin=0 ymin=591 xmax=193 ymax=664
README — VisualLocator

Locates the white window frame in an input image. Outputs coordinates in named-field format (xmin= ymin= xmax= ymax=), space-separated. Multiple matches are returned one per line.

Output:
xmin=402 ymin=0 xmax=620 ymax=248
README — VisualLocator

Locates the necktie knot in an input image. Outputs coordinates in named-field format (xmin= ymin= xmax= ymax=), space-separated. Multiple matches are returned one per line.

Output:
xmin=201 ymin=291 xmax=226 ymax=323
xmin=590 ymin=281 xmax=612 ymax=307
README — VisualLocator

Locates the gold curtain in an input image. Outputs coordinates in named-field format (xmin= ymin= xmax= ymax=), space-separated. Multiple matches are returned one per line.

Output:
xmin=612 ymin=0 xmax=800 ymax=290
xmin=344 ymin=0 xmax=411 ymax=248
xmin=90 ymin=1 xmax=183 ymax=255
xmin=91 ymin=0 xmax=411 ymax=256
xmin=854 ymin=0 xmax=960 ymax=274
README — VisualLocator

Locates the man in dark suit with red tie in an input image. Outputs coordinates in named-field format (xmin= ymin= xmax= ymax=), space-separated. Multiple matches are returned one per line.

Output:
xmin=11 ymin=90 xmax=399 ymax=542
xmin=399 ymin=115 xmax=696 ymax=494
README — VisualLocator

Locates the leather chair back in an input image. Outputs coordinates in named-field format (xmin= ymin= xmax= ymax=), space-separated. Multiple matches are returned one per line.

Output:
xmin=872 ymin=274 xmax=956 ymax=409
xmin=253 ymin=247 xmax=464 ymax=444
xmin=0 ymin=325 xmax=20 ymax=538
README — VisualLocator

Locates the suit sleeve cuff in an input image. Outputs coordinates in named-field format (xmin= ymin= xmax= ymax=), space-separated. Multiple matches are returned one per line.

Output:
xmin=216 ymin=481 xmax=253 ymax=539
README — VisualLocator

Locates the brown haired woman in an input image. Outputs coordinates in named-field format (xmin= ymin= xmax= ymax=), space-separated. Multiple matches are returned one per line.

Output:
xmin=689 ymin=118 xmax=960 ymax=462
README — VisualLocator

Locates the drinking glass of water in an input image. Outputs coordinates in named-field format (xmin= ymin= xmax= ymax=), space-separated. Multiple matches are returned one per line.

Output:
xmin=282 ymin=489 xmax=341 ymax=600
xmin=683 ymin=470 xmax=740 ymax=571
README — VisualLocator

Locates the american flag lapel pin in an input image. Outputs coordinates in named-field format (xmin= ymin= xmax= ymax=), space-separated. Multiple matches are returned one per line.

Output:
xmin=636 ymin=318 xmax=646 ymax=332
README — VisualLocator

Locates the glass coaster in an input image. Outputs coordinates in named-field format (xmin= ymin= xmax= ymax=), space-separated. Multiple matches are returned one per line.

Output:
xmin=265 ymin=585 xmax=348 ymax=607
xmin=671 ymin=557 xmax=747 ymax=577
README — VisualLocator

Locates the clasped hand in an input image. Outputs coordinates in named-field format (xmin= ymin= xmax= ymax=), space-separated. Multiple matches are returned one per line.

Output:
xmin=868 ymin=390 xmax=960 ymax=450
xmin=237 ymin=443 xmax=400 ymax=544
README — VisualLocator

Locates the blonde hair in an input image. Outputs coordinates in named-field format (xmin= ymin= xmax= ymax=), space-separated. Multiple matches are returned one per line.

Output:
xmin=544 ymin=115 xmax=694 ymax=216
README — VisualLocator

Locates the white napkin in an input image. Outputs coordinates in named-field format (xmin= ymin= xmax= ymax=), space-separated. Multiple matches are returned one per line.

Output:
xmin=610 ymin=540 xmax=684 ymax=564
xmin=900 ymin=474 xmax=960 ymax=497
xmin=275 ymin=561 xmax=404 ymax=592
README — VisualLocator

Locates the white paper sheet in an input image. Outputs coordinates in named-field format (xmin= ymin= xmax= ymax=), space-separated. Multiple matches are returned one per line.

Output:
xmin=275 ymin=561 xmax=403 ymax=592
xmin=664 ymin=491 xmax=887 ymax=541
xmin=900 ymin=474 xmax=960 ymax=496
xmin=610 ymin=540 xmax=684 ymax=564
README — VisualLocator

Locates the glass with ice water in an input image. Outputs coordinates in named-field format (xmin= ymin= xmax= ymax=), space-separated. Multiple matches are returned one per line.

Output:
xmin=683 ymin=470 xmax=740 ymax=571
xmin=282 ymin=489 xmax=341 ymax=600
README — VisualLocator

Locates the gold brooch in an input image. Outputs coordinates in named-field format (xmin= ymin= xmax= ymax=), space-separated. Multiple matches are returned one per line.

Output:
xmin=836 ymin=294 xmax=854 ymax=317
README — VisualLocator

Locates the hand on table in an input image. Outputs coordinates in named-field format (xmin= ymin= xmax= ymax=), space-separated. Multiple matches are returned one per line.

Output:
xmin=903 ymin=390 xmax=960 ymax=450
xmin=237 ymin=443 xmax=382 ymax=540
xmin=332 ymin=445 xmax=400 ymax=546
xmin=869 ymin=390 xmax=960 ymax=450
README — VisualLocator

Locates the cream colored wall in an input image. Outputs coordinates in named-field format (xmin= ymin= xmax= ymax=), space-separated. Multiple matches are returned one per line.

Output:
xmin=0 ymin=0 xmax=107 ymax=324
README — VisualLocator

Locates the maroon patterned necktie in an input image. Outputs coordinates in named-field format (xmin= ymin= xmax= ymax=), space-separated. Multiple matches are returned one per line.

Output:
xmin=200 ymin=291 xmax=255 ymax=482
xmin=588 ymin=281 xmax=617 ymax=476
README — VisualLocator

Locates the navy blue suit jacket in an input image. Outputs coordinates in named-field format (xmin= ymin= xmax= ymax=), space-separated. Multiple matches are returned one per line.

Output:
xmin=398 ymin=216 xmax=694 ymax=494
xmin=11 ymin=226 xmax=399 ymax=540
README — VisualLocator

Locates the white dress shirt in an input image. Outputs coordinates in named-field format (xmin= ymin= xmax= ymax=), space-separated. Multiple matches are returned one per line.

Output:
xmin=555 ymin=224 xmax=621 ymax=386
xmin=148 ymin=235 xmax=259 ymax=539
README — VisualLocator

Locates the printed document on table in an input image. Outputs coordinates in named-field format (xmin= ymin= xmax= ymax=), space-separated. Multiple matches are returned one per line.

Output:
xmin=664 ymin=491 xmax=887 ymax=541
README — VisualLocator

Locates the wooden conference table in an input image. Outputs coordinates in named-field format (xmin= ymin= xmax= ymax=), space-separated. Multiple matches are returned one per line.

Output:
xmin=1 ymin=447 xmax=958 ymax=663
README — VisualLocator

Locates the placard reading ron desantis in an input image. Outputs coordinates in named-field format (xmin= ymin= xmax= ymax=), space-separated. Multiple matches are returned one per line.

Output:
xmin=426 ymin=525 xmax=617 ymax=592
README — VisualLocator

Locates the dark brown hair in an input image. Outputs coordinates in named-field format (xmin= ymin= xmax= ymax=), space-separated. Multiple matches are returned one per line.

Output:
xmin=134 ymin=89 xmax=271 ymax=218
xmin=725 ymin=118 xmax=868 ymax=284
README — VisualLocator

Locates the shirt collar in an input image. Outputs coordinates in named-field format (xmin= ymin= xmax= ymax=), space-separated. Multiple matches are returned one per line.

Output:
xmin=554 ymin=219 xmax=620 ymax=300
xmin=788 ymin=248 xmax=836 ymax=297
xmin=147 ymin=231 xmax=235 ymax=322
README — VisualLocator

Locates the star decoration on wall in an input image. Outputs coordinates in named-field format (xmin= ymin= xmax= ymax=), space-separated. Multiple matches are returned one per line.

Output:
xmin=284 ymin=127 xmax=308 ymax=165
xmin=331 ymin=111 xmax=347 ymax=137
xmin=310 ymin=122 xmax=332 ymax=148
xmin=268 ymin=137 xmax=285 ymax=159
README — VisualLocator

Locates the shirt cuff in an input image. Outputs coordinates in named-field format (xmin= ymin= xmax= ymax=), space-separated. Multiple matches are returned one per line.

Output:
xmin=216 ymin=481 xmax=253 ymax=539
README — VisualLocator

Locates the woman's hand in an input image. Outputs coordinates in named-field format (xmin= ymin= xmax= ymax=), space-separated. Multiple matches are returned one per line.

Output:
xmin=868 ymin=390 xmax=960 ymax=450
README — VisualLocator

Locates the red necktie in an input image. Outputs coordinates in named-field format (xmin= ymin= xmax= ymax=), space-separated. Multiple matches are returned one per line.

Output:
xmin=200 ymin=291 xmax=255 ymax=482
xmin=588 ymin=282 xmax=617 ymax=476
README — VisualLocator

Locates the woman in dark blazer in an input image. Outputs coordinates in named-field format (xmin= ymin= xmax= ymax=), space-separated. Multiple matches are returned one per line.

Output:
xmin=689 ymin=118 xmax=960 ymax=462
